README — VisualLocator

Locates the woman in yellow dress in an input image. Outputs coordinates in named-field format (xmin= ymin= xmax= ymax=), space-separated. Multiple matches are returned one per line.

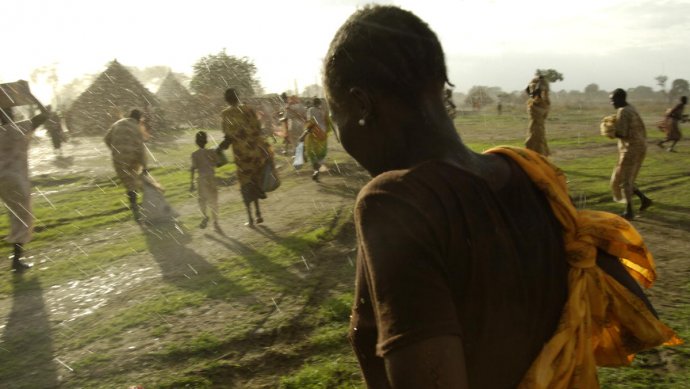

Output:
xmin=218 ymin=88 xmax=273 ymax=227
xmin=299 ymin=98 xmax=333 ymax=182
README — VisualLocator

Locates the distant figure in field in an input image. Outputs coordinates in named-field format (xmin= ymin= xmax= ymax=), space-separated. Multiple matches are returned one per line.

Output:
xmin=525 ymin=72 xmax=550 ymax=155
xmin=609 ymin=88 xmax=652 ymax=220
xmin=0 ymin=81 xmax=49 ymax=272
xmin=284 ymin=95 xmax=307 ymax=154
xmin=444 ymin=88 xmax=457 ymax=118
xmin=275 ymin=92 xmax=291 ymax=154
xmin=299 ymin=98 xmax=333 ymax=182
xmin=218 ymin=88 xmax=273 ymax=227
xmin=657 ymin=95 xmax=687 ymax=152
xmin=44 ymin=105 xmax=66 ymax=156
xmin=190 ymin=131 xmax=221 ymax=231
xmin=497 ymin=101 xmax=503 ymax=115
xmin=104 ymin=109 xmax=149 ymax=222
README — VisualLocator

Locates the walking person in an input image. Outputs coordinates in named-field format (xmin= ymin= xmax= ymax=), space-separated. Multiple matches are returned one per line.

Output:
xmin=657 ymin=96 xmax=686 ymax=152
xmin=284 ymin=95 xmax=307 ymax=155
xmin=298 ymin=98 xmax=332 ymax=182
xmin=218 ymin=88 xmax=273 ymax=227
xmin=190 ymin=131 xmax=221 ymax=232
xmin=0 ymin=80 xmax=49 ymax=271
xmin=525 ymin=71 xmax=551 ymax=155
xmin=609 ymin=88 xmax=653 ymax=220
xmin=44 ymin=105 xmax=66 ymax=157
xmin=104 ymin=109 xmax=149 ymax=222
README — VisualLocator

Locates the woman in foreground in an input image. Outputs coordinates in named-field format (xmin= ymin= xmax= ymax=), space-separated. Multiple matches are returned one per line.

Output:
xmin=323 ymin=5 xmax=680 ymax=389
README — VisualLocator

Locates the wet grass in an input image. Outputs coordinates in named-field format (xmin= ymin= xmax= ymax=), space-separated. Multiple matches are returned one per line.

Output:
xmin=1 ymin=111 xmax=689 ymax=388
xmin=47 ymin=210 xmax=357 ymax=387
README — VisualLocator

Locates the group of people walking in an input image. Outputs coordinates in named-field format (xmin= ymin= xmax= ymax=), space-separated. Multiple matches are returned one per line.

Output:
xmin=0 ymin=76 xmax=336 ymax=275
xmin=278 ymin=94 xmax=335 ymax=182
xmin=524 ymin=70 xmax=686 ymax=220
xmin=103 ymin=87 xmax=334 ymax=232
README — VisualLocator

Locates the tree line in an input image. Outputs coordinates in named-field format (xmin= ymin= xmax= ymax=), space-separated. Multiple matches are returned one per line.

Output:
xmin=460 ymin=70 xmax=689 ymax=111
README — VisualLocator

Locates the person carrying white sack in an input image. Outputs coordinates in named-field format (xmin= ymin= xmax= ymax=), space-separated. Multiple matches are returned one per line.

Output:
xmin=104 ymin=109 xmax=149 ymax=222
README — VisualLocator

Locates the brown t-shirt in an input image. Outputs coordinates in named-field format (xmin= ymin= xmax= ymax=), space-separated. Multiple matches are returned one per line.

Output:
xmin=191 ymin=148 xmax=218 ymax=177
xmin=350 ymin=157 xmax=568 ymax=389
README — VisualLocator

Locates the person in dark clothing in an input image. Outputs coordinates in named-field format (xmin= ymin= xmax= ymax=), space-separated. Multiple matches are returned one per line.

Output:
xmin=323 ymin=5 xmax=678 ymax=388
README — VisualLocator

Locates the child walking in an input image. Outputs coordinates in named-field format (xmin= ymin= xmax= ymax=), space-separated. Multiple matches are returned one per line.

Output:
xmin=190 ymin=131 xmax=221 ymax=231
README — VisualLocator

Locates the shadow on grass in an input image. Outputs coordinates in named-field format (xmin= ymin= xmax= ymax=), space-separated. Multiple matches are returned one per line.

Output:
xmin=205 ymin=229 xmax=303 ymax=289
xmin=142 ymin=223 xmax=251 ymax=300
xmin=0 ymin=276 xmax=59 ymax=388
xmin=317 ymin=181 xmax=360 ymax=199
xmin=636 ymin=203 xmax=690 ymax=234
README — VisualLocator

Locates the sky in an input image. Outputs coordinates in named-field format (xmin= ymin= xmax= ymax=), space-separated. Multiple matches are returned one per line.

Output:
xmin=3 ymin=0 xmax=690 ymax=103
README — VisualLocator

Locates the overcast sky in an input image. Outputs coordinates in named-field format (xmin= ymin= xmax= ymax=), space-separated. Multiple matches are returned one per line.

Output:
xmin=3 ymin=0 xmax=689 ymax=102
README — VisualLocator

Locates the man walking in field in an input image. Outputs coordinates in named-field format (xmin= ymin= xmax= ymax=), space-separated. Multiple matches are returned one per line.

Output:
xmin=44 ymin=105 xmax=66 ymax=157
xmin=525 ymin=71 xmax=550 ymax=155
xmin=104 ymin=109 xmax=149 ymax=221
xmin=657 ymin=95 xmax=686 ymax=152
xmin=609 ymin=88 xmax=652 ymax=220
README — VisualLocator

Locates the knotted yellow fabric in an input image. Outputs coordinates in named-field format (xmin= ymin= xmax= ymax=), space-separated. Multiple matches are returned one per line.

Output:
xmin=485 ymin=146 xmax=681 ymax=389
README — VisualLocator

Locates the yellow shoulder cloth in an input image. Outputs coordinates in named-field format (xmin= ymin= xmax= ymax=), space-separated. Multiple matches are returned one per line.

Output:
xmin=485 ymin=146 xmax=681 ymax=389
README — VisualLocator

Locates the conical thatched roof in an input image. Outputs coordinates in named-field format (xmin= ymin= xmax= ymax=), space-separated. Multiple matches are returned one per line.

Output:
xmin=156 ymin=72 xmax=192 ymax=103
xmin=156 ymin=72 xmax=196 ymax=128
xmin=64 ymin=60 xmax=168 ymax=135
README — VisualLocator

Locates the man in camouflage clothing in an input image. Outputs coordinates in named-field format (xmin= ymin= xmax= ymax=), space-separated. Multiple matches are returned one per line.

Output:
xmin=104 ymin=109 xmax=148 ymax=221
xmin=609 ymin=88 xmax=652 ymax=220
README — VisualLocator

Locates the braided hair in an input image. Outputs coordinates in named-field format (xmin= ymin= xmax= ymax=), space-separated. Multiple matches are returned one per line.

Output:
xmin=324 ymin=5 xmax=450 ymax=105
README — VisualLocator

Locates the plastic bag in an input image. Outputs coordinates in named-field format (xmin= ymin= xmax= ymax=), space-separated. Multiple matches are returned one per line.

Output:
xmin=140 ymin=173 xmax=179 ymax=224
xmin=293 ymin=142 xmax=305 ymax=169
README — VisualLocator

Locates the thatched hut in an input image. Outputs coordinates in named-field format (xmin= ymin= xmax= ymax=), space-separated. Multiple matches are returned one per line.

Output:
xmin=64 ymin=60 xmax=169 ymax=135
xmin=156 ymin=72 xmax=196 ymax=128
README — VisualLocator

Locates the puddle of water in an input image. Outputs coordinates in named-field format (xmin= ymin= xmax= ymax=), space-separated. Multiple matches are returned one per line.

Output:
xmin=29 ymin=135 xmax=113 ymax=177
xmin=45 ymin=265 xmax=159 ymax=323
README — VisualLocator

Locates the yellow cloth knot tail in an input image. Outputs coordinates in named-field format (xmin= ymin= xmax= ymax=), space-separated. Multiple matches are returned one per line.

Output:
xmin=485 ymin=146 xmax=682 ymax=389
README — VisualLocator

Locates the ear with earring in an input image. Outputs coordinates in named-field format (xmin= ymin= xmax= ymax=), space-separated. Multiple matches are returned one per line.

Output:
xmin=358 ymin=118 xmax=365 ymax=126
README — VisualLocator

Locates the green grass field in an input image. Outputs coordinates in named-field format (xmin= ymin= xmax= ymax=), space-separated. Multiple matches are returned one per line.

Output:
xmin=0 ymin=107 xmax=689 ymax=388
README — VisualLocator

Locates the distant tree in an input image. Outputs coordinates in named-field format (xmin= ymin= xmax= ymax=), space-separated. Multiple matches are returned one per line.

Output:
xmin=190 ymin=49 xmax=259 ymax=100
xmin=627 ymin=85 xmax=657 ymax=101
xmin=668 ymin=78 xmax=689 ymax=102
xmin=655 ymin=75 xmax=668 ymax=92
xmin=584 ymin=83 xmax=599 ymax=94
xmin=465 ymin=86 xmax=494 ymax=110
xmin=582 ymin=83 xmax=610 ymax=103
xmin=301 ymin=84 xmax=324 ymax=98
xmin=487 ymin=86 xmax=503 ymax=98
xmin=536 ymin=69 xmax=564 ymax=83
xmin=59 ymin=73 xmax=98 ymax=109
